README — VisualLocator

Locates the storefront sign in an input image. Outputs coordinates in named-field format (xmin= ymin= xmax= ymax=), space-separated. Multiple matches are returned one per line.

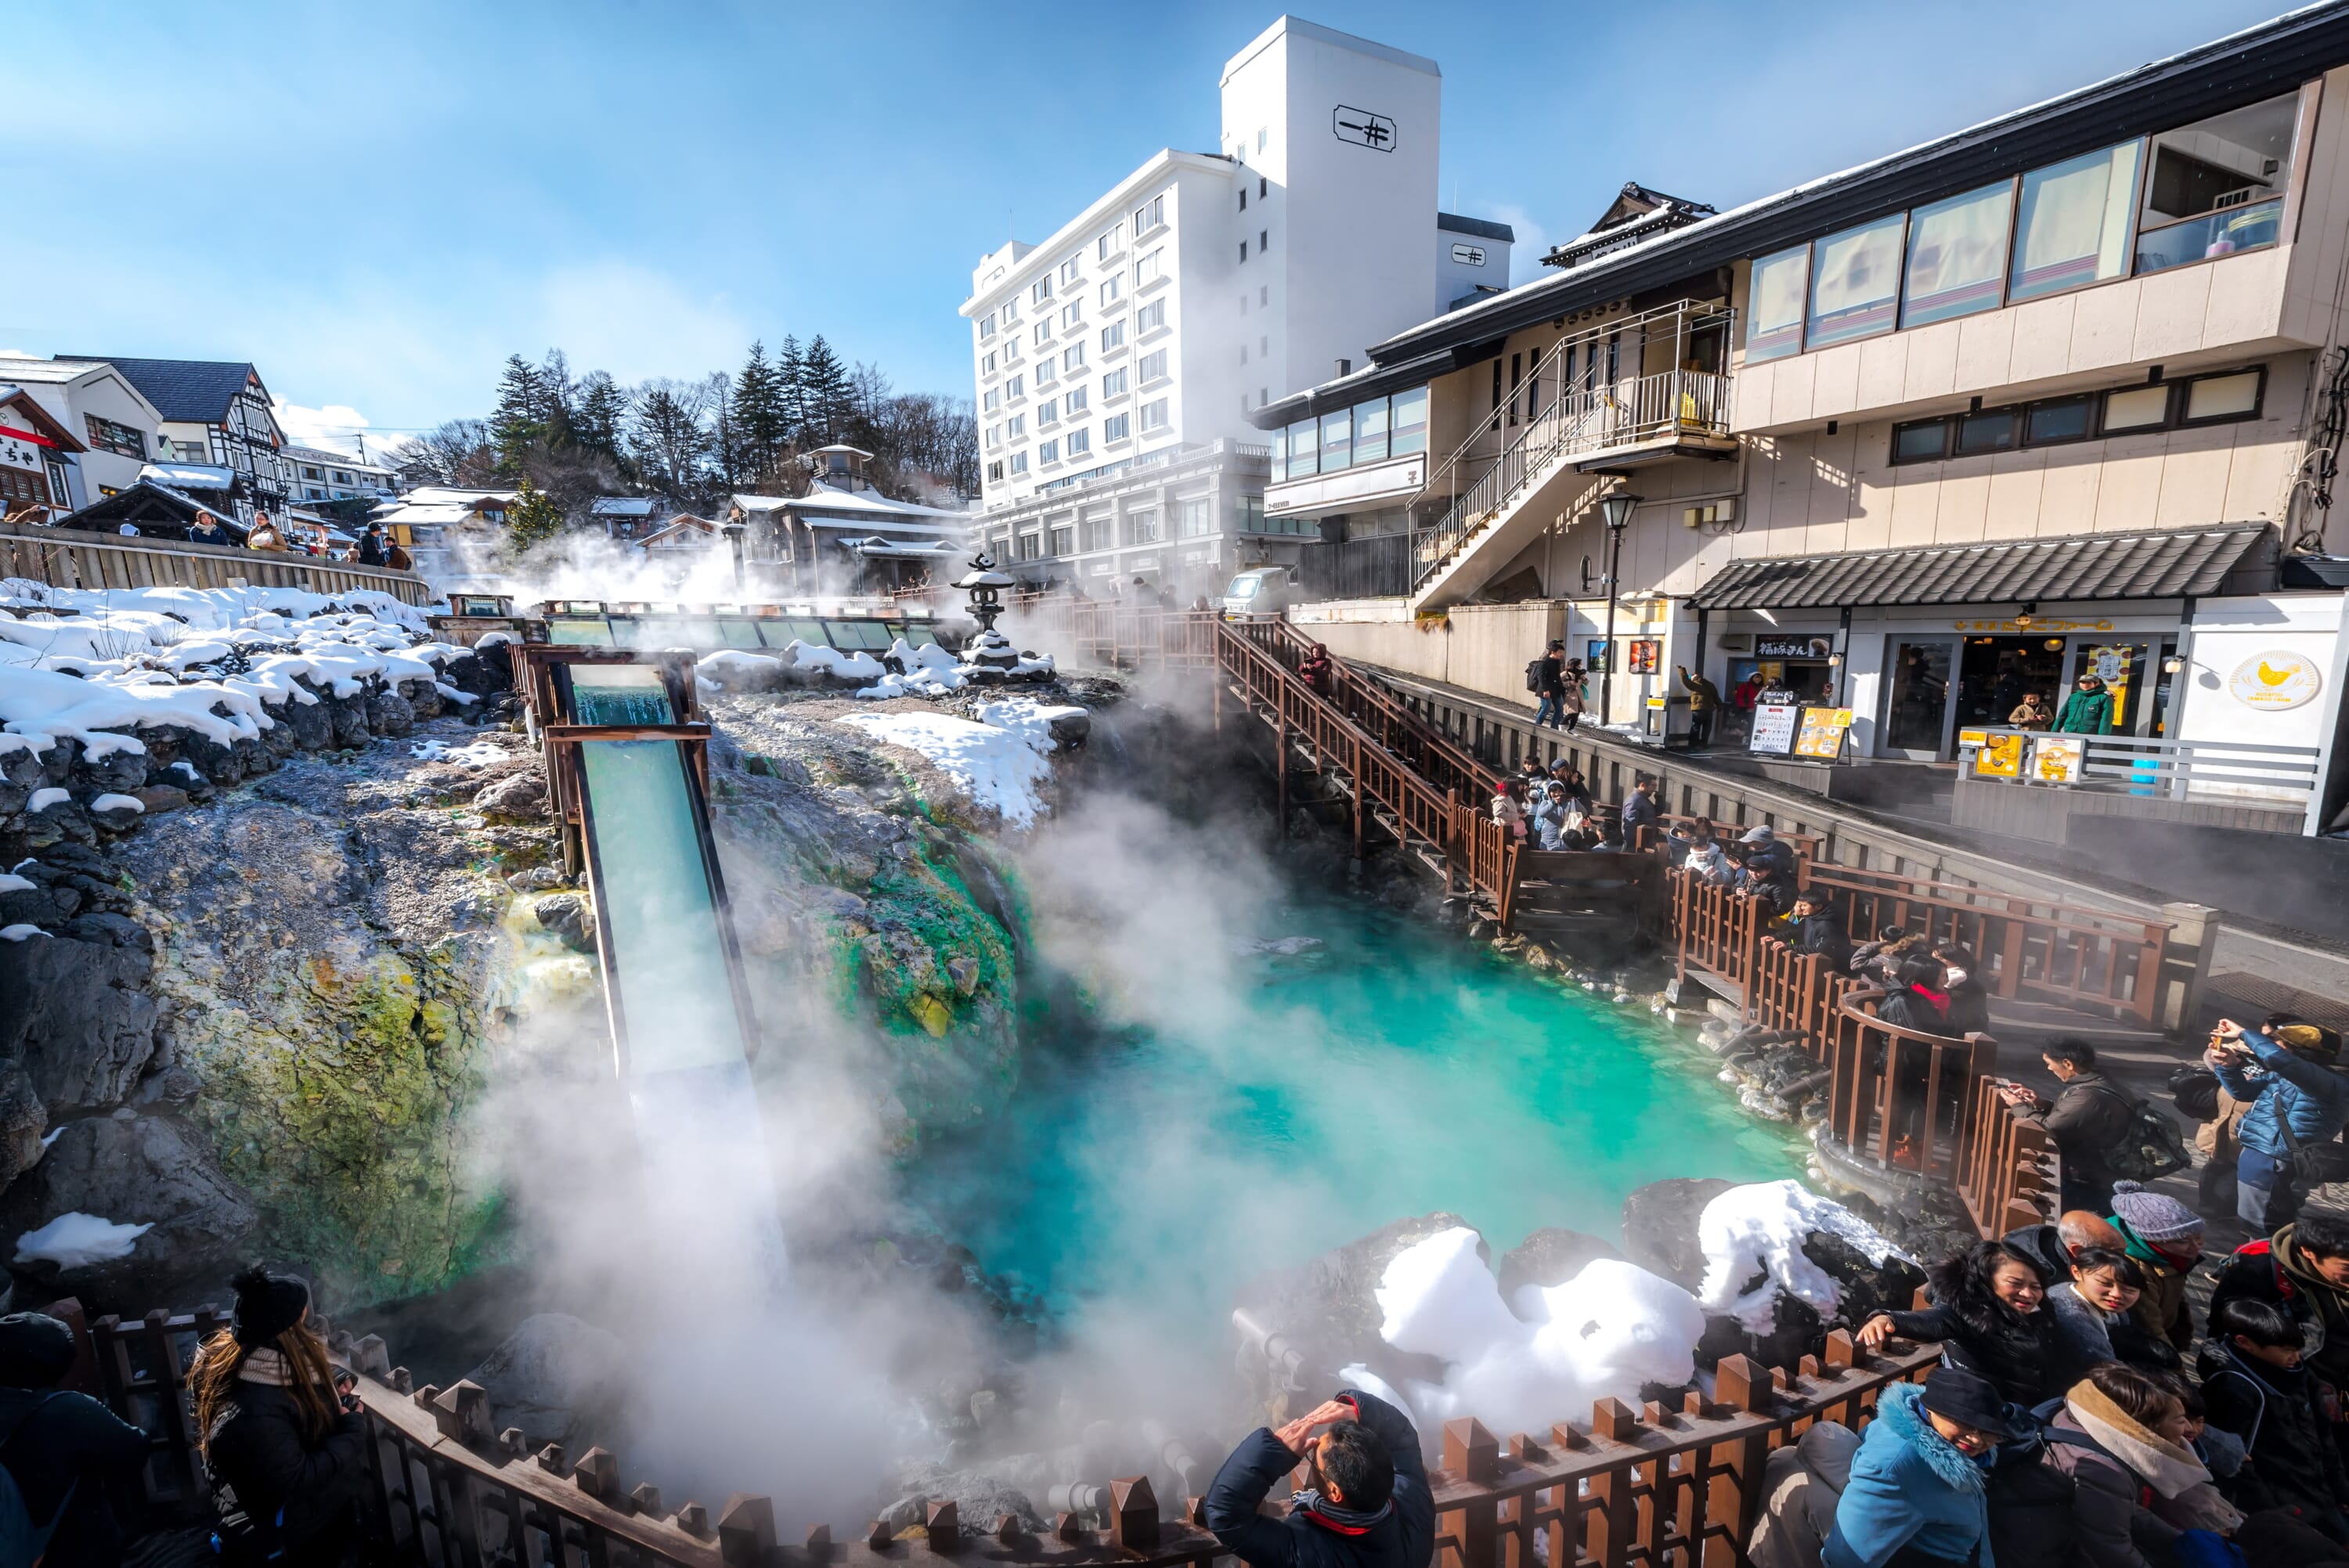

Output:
xmin=1951 ymin=618 xmax=2115 ymax=633
xmin=2228 ymin=648 xmax=2322 ymax=711
xmin=1628 ymin=639 xmax=1661 ymax=673
xmin=1974 ymin=734 xmax=2025 ymax=777
xmin=2030 ymin=736 xmax=2086 ymax=784
xmin=1749 ymin=701 xmax=1799 ymax=756
xmin=1794 ymin=707 xmax=1855 ymax=760
xmin=1755 ymin=635 xmax=1833 ymax=659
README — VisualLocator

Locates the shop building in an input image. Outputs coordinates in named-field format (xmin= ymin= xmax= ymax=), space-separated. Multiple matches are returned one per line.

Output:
xmin=1257 ymin=6 xmax=2349 ymax=830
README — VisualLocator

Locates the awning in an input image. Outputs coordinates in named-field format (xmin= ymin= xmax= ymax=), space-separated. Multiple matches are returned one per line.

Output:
xmin=1687 ymin=526 xmax=2271 ymax=611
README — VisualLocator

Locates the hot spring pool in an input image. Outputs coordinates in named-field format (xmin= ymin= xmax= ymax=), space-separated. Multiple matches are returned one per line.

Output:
xmin=902 ymin=894 xmax=1806 ymax=1346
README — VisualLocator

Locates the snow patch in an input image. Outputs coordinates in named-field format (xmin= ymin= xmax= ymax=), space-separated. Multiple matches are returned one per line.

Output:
xmin=91 ymin=791 xmax=145 ymax=815
xmin=27 ymin=787 xmax=69 ymax=813
xmin=1695 ymin=1180 xmax=1910 ymax=1334
xmin=410 ymin=738 xmax=508 ymax=767
xmin=0 ymin=924 xmax=48 ymax=941
xmin=835 ymin=712 xmax=1056 ymax=828
xmin=14 ymin=1211 xmax=155 ymax=1268
xmin=0 ymin=873 xmax=33 ymax=894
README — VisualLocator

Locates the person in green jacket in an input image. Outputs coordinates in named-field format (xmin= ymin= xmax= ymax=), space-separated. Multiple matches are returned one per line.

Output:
xmin=2055 ymin=673 xmax=2113 ymax=734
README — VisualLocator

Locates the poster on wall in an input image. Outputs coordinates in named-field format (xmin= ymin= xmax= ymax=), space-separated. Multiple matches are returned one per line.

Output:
xmin=1974 ymin=734 xmax=2025 ymax=777
xmin=1628 ymin=639 xmax=1662 ymax=673
xmin=1585 ymin=639 xmax=1611 ymax=672
xmin=1793 ymin=707 xmax=1855 ymax=759
xmin=1749 ymin=701 xmax=1799 ymax=755
xmin=2030 ymin=736 xmax=2086 ymax=784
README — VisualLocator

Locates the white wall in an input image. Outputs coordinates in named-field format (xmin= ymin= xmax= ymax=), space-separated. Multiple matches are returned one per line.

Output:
xmin=2176 ymin=592 xmax=2347 ymax=803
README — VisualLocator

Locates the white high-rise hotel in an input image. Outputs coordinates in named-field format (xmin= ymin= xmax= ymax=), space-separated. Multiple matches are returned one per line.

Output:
xmin=960 ymin=16 xmax=1506 ymax=590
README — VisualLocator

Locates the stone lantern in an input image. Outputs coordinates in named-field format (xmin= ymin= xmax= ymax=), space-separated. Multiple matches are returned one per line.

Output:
xmin=956 ymin=552 xmax=1015 ymax=636
xmin=953 ymin=551 xmax=1041 ymax=683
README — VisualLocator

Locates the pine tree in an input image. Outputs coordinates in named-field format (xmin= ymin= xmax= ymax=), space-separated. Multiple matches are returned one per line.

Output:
xmin=799 ymin=336 xmax=852 ymax=446
xmin=705 ymin=371 xmax=745 ymax=491
xmin=490 ymin=355 xmax=547 ymax=470
xmin=572 ymin=373 xmax=631 ymax=467
xmin=773 ymin=335 xmax=808 ymax=448
xmin=734 ymin=341 xmax=786 ymax=476
xmin=505 ymin=477 xmax=566 ymax=551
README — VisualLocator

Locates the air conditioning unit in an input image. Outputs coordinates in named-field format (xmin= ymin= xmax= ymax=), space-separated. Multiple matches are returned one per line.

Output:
xmin=1683 ymin=499 xmax=1739 ymax=532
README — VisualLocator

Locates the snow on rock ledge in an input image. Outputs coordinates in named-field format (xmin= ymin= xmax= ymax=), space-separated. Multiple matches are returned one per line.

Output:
xmin=835 ymin=697 xmax=1089 ymax=831
xmin=1695 ymin=1180 xmax=1911 ymax=1334
xmin=13 ymin=1210 xmax=154 ymax=1268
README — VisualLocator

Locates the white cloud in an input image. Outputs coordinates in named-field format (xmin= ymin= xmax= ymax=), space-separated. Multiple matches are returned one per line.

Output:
xmin=273 ymin=399 xmax=374 ymax=458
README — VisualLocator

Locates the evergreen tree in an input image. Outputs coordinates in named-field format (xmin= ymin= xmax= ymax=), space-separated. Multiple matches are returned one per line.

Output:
xmin=705 ymin=371 xmax=745 ymax=492
xmin=799 ymin=336 xmax=853 ymax=446
xmin=490 ymin=354 xmax=547 ymax=470
xmin=734 ymin=341 xmax=787 ymax=475
xmin=572 ymin=372 xmax=631 ymax=468
xmin=773 ymin=335 xmax=808 ymax=448
xmin=630 ymin=384 xmax=710 ymax=496
xmin=504 ymin=477 xmax=566 ymax=551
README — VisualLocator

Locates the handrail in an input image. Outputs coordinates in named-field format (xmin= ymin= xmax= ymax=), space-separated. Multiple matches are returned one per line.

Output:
xmin=60 ymin=1293 xmax=1940 ymax=1568
xmin=0 ymin=519 xmax=433 ymax=605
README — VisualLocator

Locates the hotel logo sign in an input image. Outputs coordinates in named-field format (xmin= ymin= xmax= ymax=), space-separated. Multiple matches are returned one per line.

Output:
xmin=1333 ymin=106 xmax=1395 ymax=151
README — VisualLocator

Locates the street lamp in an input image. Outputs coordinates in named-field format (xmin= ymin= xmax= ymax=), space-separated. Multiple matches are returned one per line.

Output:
xmin=1597 ymin=491 xmax=1641 ymax=726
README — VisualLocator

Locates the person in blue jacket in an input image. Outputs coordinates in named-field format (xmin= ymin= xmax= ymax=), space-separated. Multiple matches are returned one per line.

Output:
xmin=1825 ymin=1366 xmax=2023 ymax=1568
xmin=2207 ymin=1015 xmax=2349 ymax=1229
xmin=1205 ymin=1389 xmax=1433 ymax=1568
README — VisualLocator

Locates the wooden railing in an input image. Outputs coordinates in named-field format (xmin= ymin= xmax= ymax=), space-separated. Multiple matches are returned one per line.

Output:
xmin=56 ymin=1294 xmax=1940 ymax=1568
xmin=0 ymin=520 xmax=433 ymax=605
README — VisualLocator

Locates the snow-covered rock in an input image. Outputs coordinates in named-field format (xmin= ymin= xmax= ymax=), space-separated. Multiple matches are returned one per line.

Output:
xmin=13 ymin=1210 xmax=153 ymax=1268
xmin=1696 ymin=1181 xmax=1911 ymax=1335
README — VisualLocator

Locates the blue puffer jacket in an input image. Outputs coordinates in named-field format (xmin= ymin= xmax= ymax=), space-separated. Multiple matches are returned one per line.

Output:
xmin=1824 ymin=1382 xmax=1994 ymax=1568
xmin=2212 ymin=1032 xmax=2349 ymax=1158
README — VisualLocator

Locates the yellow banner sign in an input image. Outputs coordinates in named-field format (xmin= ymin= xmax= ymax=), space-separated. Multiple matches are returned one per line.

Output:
xmin=1975 ymin=734 xmax=2025 ymax=777
xmin=1793 ymin=707 xmax=1855 ymax=760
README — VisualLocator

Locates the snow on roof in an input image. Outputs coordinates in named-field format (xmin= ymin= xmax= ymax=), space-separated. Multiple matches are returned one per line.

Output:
xmin=590 ymin=496 xmax=656 ymax=516
xmin=138 ymin=462 xmax=236 ymax=491
xmin=401 ymin=485 xmax=518 ymax=505
xmin=377 ymin=503 xmax=478 ymax=525
xmin=793 ymin=481 xmax=970 ymax=521
xmin=730 ymin=493 xmax=792 ymax=514
xmin=808 ymin=443 xmax=876 ymax=460
xmin=803 ymin=517 xmax=963 ymax=536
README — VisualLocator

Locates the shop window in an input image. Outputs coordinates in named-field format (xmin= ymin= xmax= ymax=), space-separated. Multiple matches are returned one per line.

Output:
xmin=1745 ymin=247 xmax=1809 ymax=362
xmin=2136 ymin=92 xmax=2297 ymax=276
xmin=1954 ymin=409 xmax=2018 ymax=455
xmin=2023 ymin=395 xmax=2095 ymax=445
xmin=2182 ymin=368 xmax=2264 ymax=424
xmin=1807 ymin=214 xmax=1906 ymax=348
xmin=1391 ymin=386 xmax=1430 ymax=455
xmin=2010 ymin=141 xmax=2143 ymax=301
xmin=1891 ymin=418 xmax=1950 ymax=464
xmin=2101 ymin=384 xmax=2171 ymax=433
xmin=1901 ymin=182 xmax=2012 ymax=328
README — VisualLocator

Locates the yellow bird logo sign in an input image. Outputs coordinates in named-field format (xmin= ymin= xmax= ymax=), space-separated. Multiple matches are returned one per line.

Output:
xmin=2228 ymin=650 xmax=2321 ymax=711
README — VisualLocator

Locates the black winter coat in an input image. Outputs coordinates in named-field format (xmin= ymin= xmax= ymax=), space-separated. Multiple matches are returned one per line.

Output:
xmin=1205 ymin=1390 xmax=1434 ymax=1568
xmin=1784 ymin=910 xmax=1853 ymax=969
xmin=0 ymin=1386 xmax=148 ymax=1568
xmin=1877 ymin=986 xmax=1957 ymax=1039
xmin=2198 ymin=1343 xmax=2349 ymax=1535
xmin=1985 ymin=1431 xmax=2083 ymax=1568
xmin=204 ymin=1379 xmax=370 ymax=1567
xmin=1885 ymin=1299 xmax=2065 ymax=1406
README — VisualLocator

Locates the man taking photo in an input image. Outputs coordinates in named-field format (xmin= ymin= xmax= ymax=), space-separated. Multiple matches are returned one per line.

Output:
xmin=1205 ymin=1390 xmax=1432 ymax=1568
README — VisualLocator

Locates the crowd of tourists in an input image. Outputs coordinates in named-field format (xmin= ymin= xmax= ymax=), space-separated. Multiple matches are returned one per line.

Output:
xmin=1488 ymin=753 xmax=1625 ymax=851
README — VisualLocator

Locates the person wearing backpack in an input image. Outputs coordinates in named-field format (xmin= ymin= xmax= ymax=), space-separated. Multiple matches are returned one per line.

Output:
xmin=1528 ymin=641 xmax=1568 ymax=730
xmin=1997 ymin=1039 xmax=2140 ymax=1215
xmin=2208 ymin=1015 xmax=2349 ymax=1230
xmin=2209 ymin=1213 xmax=2349 ymax=1487
xmin=0 ymin=1310 xmax=148 ymax=1568
xmin=2198 ymin=1296 xmax=2349 ymax=1542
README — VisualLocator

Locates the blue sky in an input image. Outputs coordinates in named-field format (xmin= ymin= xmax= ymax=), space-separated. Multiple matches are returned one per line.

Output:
xmin=5 ymin=0 xmax=2289 ymax=452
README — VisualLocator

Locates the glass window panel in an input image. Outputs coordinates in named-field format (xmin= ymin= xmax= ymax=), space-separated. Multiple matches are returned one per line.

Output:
xmin=1954 ymin=409 xmax=2018 ymax=454
xmin=549 ymin=617 xmax=615 ymax=646
xmin=1391 ymin=387 xmax=1430 ymax=455
xmin=1319 ymin=409 xmax=1351 ymax=472
xmin=2135 ymin=200 xmax=2283 ymax=274
xmin=2185 ymin=370 xmax=2261 ymax=421
xmin=1746 ymin=247 xmax=1809 ymax=362
xmin=2142 ymin=92 xmax=2298 ymax=229
xmin=1892 ymin=420 xmax=1950 ymax=463
xmin=2011 ymin=141 xmax=2144 ymax=301
xmin=1353 ymin=398 xmax=1390 ymax=463
xmin=2024 ymin=397 xmax=2094 ymax=445
xmin=2101 ymin=384 xmax=2170 ymax=432
xmin=1271 ymin=426 xmax=1286 ymax=467
xmin=1287 ymin=418 xmax=1319 ymax=480
xmin=1807 ymin=215 xmax=1906 ymax=348
xmin=1901 ymin=182 xmax=2012 ymax=327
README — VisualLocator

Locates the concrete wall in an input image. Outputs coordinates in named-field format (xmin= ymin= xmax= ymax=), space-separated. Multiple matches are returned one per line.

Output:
xmin=1292 ymin=599 xmax=1561 ymax=706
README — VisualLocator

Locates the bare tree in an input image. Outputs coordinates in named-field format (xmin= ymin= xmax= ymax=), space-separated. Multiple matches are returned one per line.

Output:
xmin=392 ymin=419 xmax=498 ymax=486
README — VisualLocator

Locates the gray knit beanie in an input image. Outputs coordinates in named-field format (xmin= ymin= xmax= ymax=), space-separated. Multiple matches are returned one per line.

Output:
xmin=2109 ymin=1181 xmax=2202 ymax=1244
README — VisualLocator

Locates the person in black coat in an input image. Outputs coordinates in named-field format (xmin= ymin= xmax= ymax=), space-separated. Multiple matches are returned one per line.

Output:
xmin=1205 ymin=1390 xmax=1433 ymax=1568
xmin=1778 ymin=891 xmax=1853 ymax=970
xmin=1855 ymin=1240 xmax=2064 ymax=1405
xmin=194 ymin=1267 xmax=371 ymax=1568
xmin=1934 ymin=945 xmax=1993 ymax=1037
xmin=2199 ymin=1296 xmax=2349 ymax=1541
xmin=189 ymin=510 xmax=233 ymax=547
xmin=1875 ymin=953 xmax=1958 ymax=1036
xmin=355 ymin=524 xmax=388 ymax=567
xmin=0 ymin=1311 xmax=149 ymax=1568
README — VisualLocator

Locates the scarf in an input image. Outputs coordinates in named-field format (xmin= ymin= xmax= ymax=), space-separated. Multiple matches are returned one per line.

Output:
xmin=1290 ymin=1491 xmax=1393 ymax=1536
xmin=2063 ymin=1382 xmax=2213 ymax=1501
xmin=1911 ymin=984 xmax=1950 ymax=1015
xmin=236 ymin=1346 xmax=294 ymax=1386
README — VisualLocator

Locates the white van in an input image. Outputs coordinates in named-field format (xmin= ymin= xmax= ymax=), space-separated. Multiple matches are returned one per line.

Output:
xmin=1221 ymin=567 xmax=1296 ymax=620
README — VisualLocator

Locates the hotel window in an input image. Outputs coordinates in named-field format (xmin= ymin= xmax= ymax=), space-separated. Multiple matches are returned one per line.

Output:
xmin=1060 ymin=257 xmax=1081 ymax=287
xmin=1136 ymin=248 xmax=1164 ymax=286
xmin=1032 ymin=276 xmax=1052 ymax=305
xmin=1257 ymin=128 xmax=1267 ymax=152
xmin=1011 ymin=451 xmax=1029 ymax=474
xmin=1083 ymin=512 xmax=1114 ymax=550
xmin=1036 ymin=359 xmax=1056 ymax=386
xmin=1004 ymin=338 xmax=1020 ymax=360
xmin=1066 ymin=427 xmax=1091 ymax=456
xmin=1239 ymin=188 xmax=1247 ymax=212
xmin=1037 ymin=397 xmax=1058 ymax=424
xmin=1063 ymin=344 xmax=1085 ymax=372
xmin=1133 ymin=194 xmax=1165 ymax=234
xmin=1038 ymin=438 xmax=1059 ymax=464
xmin=1007 ymin=413 xmax=1026 ymax=437
xmin=982 ymin=351 xmax=998 ymax=375
xmin=1175 ymin=497 xmax=1211 ymax=537
xmin=980 ymin=311 xmax=997 ymax=338
xmin=1138 ymin=348 xmax=1169 ymax=383
xmin=1065 ymin=385 xmax=1088 ymax=413
xmin=1062 ymin=302 xmax=1082 ymax=330
xmin=1099 ymin=276 xmax=1122 ymax=308
xmin=1806 ymin=214 xmax=1905 ymax=349
xmin=1745 ymin=247 xmax=1808 ymax=363
xmin=1259 ymin=228 xmax=1268 ymax=253
xmin=1139 ymin=398 xmax=1170 ymax=432
xmin=1101 ymin=321 xmax=1126 ymax=352
xmin=1050 ymin=523 xmax=1074 ymax=554
xmin=987 ymin=460 xmax=1004 ymax=482
xmin=1033 ymin=321 xmax=1050 ymax=346
xmin=1136 ymin=300 xmax=1166 ymax=333
xmin=1901 ymin=181 xmax=2013 ymax=327
xmin=1130 ymin=508 xmax=1160 ymax=542
xmin=2010 ymin=141 xmax=2143 ymax=301
xmin=1006 ymin=375 xmax=1023 ymax=399
xmin=1103 ymin=412 xmax=1130 ymax=441
xmin=2100 ymin=384 xmax=2171 ymax=432
xmin=1102 ymin=368 xmax=1129 ymax=398
xmin=985 ymin=423 xmax=1002 ymax=448
xmin=1017 ymin=534 xmax=1039 ymax=561
xmin=2136 ymin=93 xmax=2298 ymax=275
xmin=983 ymin=389 xmax=1001 ymax=413
xmin=1240 ymin=240 xmax=1249 ymax=263
xmin=1097 ymin=224 xmax=1123 ymax=261
xmin=1003 ymin=298 xmax=1019 ymax=322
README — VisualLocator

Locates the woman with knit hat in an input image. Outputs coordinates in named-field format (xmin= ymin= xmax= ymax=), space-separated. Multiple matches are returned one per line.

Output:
xmin=193 ymin=1265 xmax=370 ymax=1567
xmin=2103 ymin=1181 xmax=2204 ymax=1358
